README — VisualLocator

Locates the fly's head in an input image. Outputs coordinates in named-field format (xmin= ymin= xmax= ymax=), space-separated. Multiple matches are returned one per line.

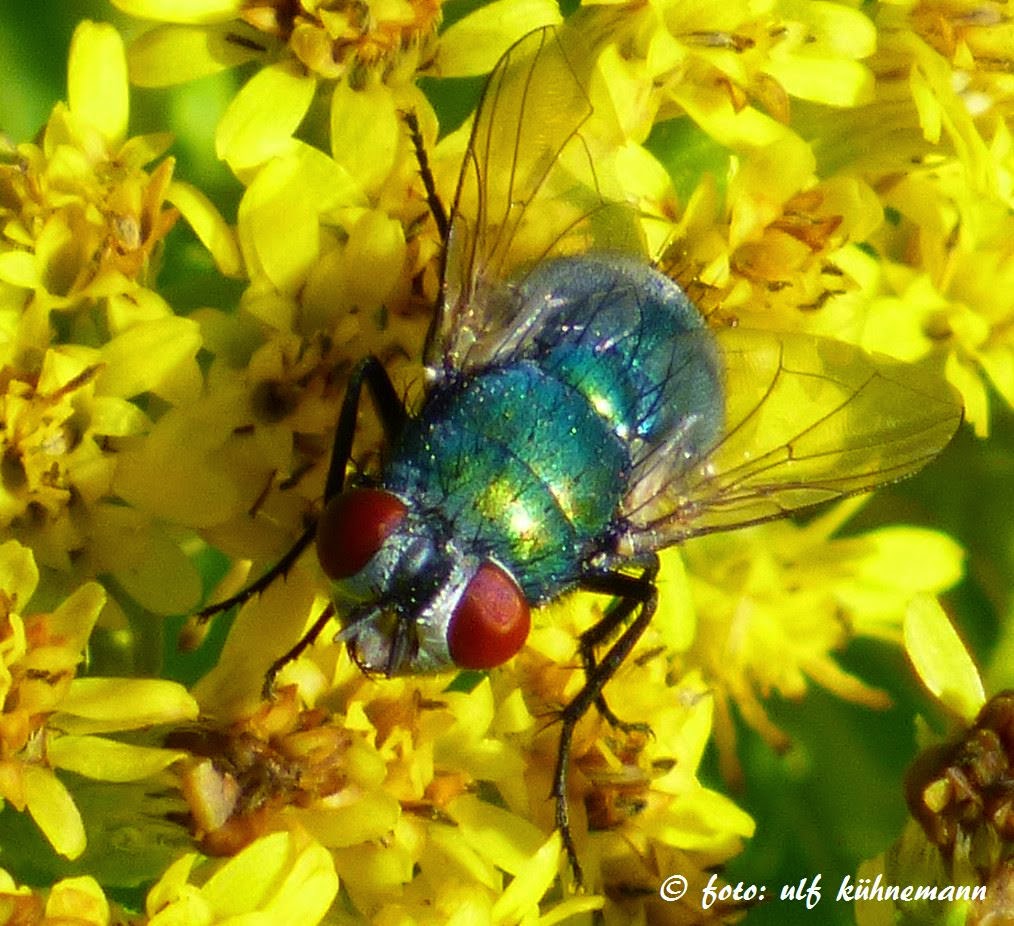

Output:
xmin=315 ymin=487 xmax=530 ymax=676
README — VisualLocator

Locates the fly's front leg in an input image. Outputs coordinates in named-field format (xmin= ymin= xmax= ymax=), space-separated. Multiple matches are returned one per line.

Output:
xmin=261 ymin=602 xmax=336 ymax=699
xmin=321 ymin=355 xmax=407 ymax=503
xmin=401 ymin=109 xmax=449 ymax=242
xmin=553 ymin=557 xmax=659 ymax=886
xmin=196 ymin=356 xmax=407 ymax=622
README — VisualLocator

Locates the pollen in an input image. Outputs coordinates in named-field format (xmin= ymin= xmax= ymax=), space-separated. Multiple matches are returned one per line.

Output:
xmin=243 ymin=0 xmax=443 ymax=80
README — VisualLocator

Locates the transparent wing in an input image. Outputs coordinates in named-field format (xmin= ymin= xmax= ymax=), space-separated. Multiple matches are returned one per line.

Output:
xmin=622 ymin=328 xmax=963 ymax=553
xmin=426 ymin=25 xmax=644 ymax=372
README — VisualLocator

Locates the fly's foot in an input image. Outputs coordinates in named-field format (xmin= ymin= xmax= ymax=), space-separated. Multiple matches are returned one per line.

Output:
xmin=594 ymin=694 xmax=653 ymax=737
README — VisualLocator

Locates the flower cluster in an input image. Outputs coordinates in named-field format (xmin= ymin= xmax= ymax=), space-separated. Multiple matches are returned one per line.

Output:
xmin=857 ymin=596 xmax=1014 ymax=925
xmin=0 ymin=0 xmax=1005 ymax=923
xmin=0 ymin=538 xmax=195 ymax=859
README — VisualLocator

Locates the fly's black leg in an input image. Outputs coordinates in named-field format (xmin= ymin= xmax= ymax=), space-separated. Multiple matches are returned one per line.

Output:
xmin=322 ymin=355 xmax=407 ymax=503
xmin=576 ymin=579 xmax=656 ymax=736
xmin=197 ymin=357 xmax=407 ymax=618
xmin=194 ymin=525 xmax=317 ymax=624
xmin=554 ymin=557 xmax=659 ymax=886
xmin=261 ymin=602 xmax=336 ymax=699
xmin=401 ymin=110 xmax=449 ymax=242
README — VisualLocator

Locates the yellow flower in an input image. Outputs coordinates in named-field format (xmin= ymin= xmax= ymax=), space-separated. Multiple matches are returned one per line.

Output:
xmin=681 ymin=498 xmax=964 ymax=783
xmin=173 ymin=549 xmax=753 ymax=913
xmin=563 ymin=2 xmax=889 ymax=344
xmin=789 ymin=2 xmax=1014 ymax=433
xmin=118 ymin=0 xmax=559 ymax=182
xmin=0 ymin=540 xmax=198 ymax=859
xmin=856 ymin=597 xmax=1014 ymax=925
xmin=0 ymin=871 xmax=112 ymax=926
xmin=0 ymin=836 xmax=336 ymax=926
xmin=0 ymin=21 xmax=224 ymax=614
xmin=5 ymin=3 xmax=982 ymax=922
xmin=144 ymin=830 xmax=338 ymax=926
xmin=1 ymin=22 xmax=177 ymax=325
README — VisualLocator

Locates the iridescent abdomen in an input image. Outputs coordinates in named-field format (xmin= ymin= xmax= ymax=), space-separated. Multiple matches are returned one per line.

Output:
xmin=385 ymin=255 xmax=723 ymax=602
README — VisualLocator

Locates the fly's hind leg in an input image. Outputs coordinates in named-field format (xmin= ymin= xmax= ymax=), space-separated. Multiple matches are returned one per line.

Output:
xmin=553 ymin=556 xmax=659 ymax=885
xmin=576 ymin=561 xmax=660 ymax=736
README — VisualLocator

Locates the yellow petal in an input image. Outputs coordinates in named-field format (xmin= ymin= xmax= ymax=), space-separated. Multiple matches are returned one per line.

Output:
xmin=764 ymin=56 xmax=874 ymax=108
xmin=97 ymin=316 xmax=202 ymax=404
xmin=109 ymin=525 xmax=204 ymax=616
xmin=45 ymin=876 xmax=109 ymax=925
xmin=237 ymin=156 xmax=321 ymax=293
xmin=728 ymin=135 xmax=816 ymax=248
xmin=110 ymin=0 xmax=241 ymax=24
xmin=89 ymin=396 xmax=151 ymax=438
xmin=436 ymin=0 xmax=562 ymax=77
xmin=449 ymin=794 xmax=544 ymax=875
xmin=47 ymin=735 xmax=188 ymax=782
xmin=128 ymin=23 xmax=262 ymax=87
xmin=260 ymin=838 xmax=341 ymax=925
xmin=296 ymin=791 xmax=401 ymax=848
xmin=216 ymin=61 xmax=316 ymax=172
xmin=201 ymin=832 xmax=338 ymax=923
xmin=118 ymin=131 xmax=175 ymax=168
xmin=0 ymin=541 xmax=39 ymax=608
xmin=112 ymin=403 xmax=243 ymax=528
xmin=342 ymin=210 xmax=407 ymax=309
xmin=168 ymin=179 xmax=243 ymax=277
xmin=55 ymin=678 xmax=199 ymax=731
xmin=144 ymin=853 xmax=200 ymax=918
xmin=904 ymin=594 xmax=985 ymax=722
xmin=24 ymin=766 xmax=87 ymax=859
xmin=670 ymin=82 xmax=789 ymax=151
xmin=490 ymin=831 xmax=560 ymax=922
xmin=105 ymin=287 xmax=174 ymax=331
xmin=763 ymin=2 xmax=876 ymax=107
xmin=237 ymin=137 xmax=366 ymax=291
xmin=68 ymin=21 xmax=128 ymax=145
xmin=147 ymin=888 xmax=209 ymax=925
xmin=852 ymin=527 xmax=964 ymax=594
xmin=190 ymin=569 xmax=321 ymax=718
xmin=653 ymin=547 xmax=696 ymax=652
xmin=46 ymin=582 xmax=106 ymax=653
xmin=0 ymin=251 xmax=40 ymax=289
xmin=329 ymin=81 xmax=400 ymax=193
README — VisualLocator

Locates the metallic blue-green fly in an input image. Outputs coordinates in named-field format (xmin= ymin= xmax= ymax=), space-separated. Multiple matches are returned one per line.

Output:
xmin=202 ymin=25 xmax=961 ymax=882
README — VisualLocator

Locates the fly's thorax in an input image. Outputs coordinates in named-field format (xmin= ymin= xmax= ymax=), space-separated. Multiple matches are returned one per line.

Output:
xmin=315 ymin=487 xmax=531 ymax=677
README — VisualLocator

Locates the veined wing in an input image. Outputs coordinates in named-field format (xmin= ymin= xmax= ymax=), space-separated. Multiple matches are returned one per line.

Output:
xmin=426 ymin=25 xmax=644 ymax=374
xmin=621 ymin=328 xmax=963 ymax=553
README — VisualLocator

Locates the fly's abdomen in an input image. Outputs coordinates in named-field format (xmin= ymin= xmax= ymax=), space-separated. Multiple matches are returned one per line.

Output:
xmin=518 ymin=255 xmax=722 ymax=462
xmin=386 ymin=362 xmax=628 ymax=600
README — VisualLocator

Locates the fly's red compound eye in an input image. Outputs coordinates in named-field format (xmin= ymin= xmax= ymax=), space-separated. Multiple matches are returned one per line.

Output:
xmin=316 ymin=488 xmax=407 ymax=580
xmin=447 ymin=560 xmax=530 ymax=669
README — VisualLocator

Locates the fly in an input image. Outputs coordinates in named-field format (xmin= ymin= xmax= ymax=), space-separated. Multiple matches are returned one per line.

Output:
xmin=198 ymin=25 xmax=962 ymax=884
